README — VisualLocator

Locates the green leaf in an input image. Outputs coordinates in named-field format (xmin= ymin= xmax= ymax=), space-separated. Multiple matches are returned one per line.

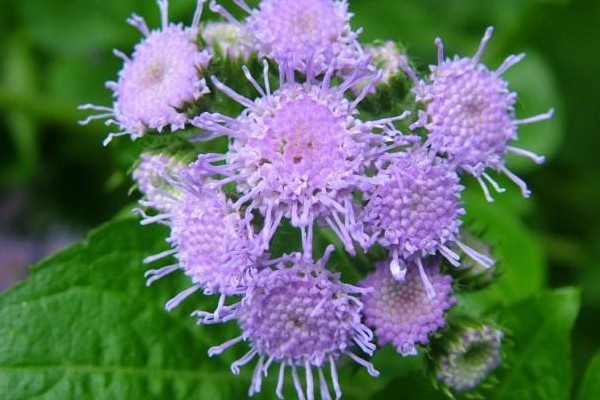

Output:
xmin=578 ymin=349 xmax=600 ymax=400
xmin=0 ymin=219 xmax=250 ymax=400
xmin=488 ymin=288 xmax=580 ymax=400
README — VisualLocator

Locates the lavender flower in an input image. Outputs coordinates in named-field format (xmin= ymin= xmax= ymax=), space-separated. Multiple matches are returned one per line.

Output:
xmin=209 ymin=0 xmax=366 ymax=75
xmin=133 ymin=153 xmax=184 ymax=213
xmin=138 ymin=168 xmax=259 ymax=312
xmin=80 ymin=0 xmax=211 ymax=145
xmin=360 ymin=258 xmax=455 ymax=356
xmin=400 ymin=27 xmax=553 ymax=201
xmin=205 ymin=246 xmax=378 ymax=400
xmin=191 ymin=59 xmax=411 ymax=255
xmin=358 ymin=150 xmax=494 ymax=281
xmin=435 ymin=325 xmax=503 ymax=393
xmin=202 ymin=21 xmax=253 ymax=61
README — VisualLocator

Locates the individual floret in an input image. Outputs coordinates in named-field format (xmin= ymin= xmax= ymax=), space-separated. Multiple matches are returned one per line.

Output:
xmin=360 ymin=258 xmax=456 ymax=356
xmin=400 ymin=27 xmax=553 ymax=201
xmin=80 ymin=0 xmax=211 ymax=144
xmin=205 ymin=246 xmax=378 ymax=400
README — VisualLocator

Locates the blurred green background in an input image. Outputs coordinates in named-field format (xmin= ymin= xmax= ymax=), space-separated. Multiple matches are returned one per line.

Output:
xmin=0 ymin=0 xmax=598 ymax=396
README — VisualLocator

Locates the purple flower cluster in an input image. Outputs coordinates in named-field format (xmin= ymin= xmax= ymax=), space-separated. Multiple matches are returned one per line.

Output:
xmin=83 ymin=1 xmax=552 ymax=398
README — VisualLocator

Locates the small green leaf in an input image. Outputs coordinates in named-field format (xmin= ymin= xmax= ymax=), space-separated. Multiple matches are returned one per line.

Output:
xmin=578 ymin=349 xmax=600 ymax=400
xmin=489 ymin=288 xmax=580 ymax=400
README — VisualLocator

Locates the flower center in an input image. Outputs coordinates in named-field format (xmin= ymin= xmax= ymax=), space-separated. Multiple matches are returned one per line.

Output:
xmin=258 ymin=98 xmax=347 ymax=176
xmin=143 ymin=61 xmax=167 ymax=87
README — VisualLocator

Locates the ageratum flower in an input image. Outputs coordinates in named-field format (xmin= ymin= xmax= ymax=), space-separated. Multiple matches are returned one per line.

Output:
xmin=400 ymin=27 xmax=554 ymax=201
xmin=202 ymin=21 xmax=253 ymax=61
xmin=79 ymin=0 xmax=211 ymax=145
xmin=138 ymin=166 xmax=260 ymax=313
xmin=191 ymin=59 xmax=411 ymax=255
xmin=435 ymin=325 xmax=504 ymax=393
xmin=209 ymin=0 xmax=366 ymax=75
xmin=360 ymin=258 xmax=455 ymax=356
xmin=133 ymin=153 xmax=184 ymax=213
xmin=205 ymin=247 xmax=378 ymax=400
xmin=358 ymin=150 xmax=494 ymax=280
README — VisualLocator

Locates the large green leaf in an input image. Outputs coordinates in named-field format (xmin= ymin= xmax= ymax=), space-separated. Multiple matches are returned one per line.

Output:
xmin=0 ymin=218 xmax=392 ymax=400
xmin=0 ymin=219 xmax=248 ymax=399
xmin=488 ymin=288 xmax=580 ymax=400
xmin=578 ymin=348 xmax=600 ymax=400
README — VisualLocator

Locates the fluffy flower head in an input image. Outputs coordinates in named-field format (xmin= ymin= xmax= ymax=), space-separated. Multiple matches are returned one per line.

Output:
xmin=192 ymin=60 xmax=410 ymax=254
xmin=360 ymin=259 xmax=455 ymax=356
xmin=168 ymin=187 xmax=255 ymax=294
xmin=359 ymin=151 xmax=475 ymax=278
xmin=400 ymin=27 xmax=553 ymax=200
xmin=140 ymin=170 xmax=259 ymax=311
xmin=206 ymin=247 xmax=378 ymax=399
xmin=210 ymin=0 xmax=365 ymax=74
xmin=80 ymin=0 xmax=211 ymax=144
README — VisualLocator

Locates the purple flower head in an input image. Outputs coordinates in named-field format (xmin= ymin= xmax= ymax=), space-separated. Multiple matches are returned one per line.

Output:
xmin=202 ymin=21 xmax=253 ymax=61
xmin=400 ymin=27 xmax=554 ymax=201
xmin=191 ymin=58 xmax=411 ymax=255
xmin=79 ymin=0 xmax=211 ymax=145
xmin=436 ymin=325 xmax=503 ymax=392
xmin=138 ymin=167 xmax=260 ymax=312
xmin=206 ymin=246 xmax=378 ymax=400
xmin=358 ymin=150 xmax=494 ymax=280
xmin=209 ymin=0 xmax=367 ymax=75
xmin=360 ymin=258 xmax=455 ymax=356
xmin=133 ymin=153 xmax=184 ymax=213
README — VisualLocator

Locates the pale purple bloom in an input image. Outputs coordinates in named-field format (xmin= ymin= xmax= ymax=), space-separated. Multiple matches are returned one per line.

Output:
xmin=80 ymin=0 xmax=211 ymax=145
xmin=205 ymin=246 xmax=378 ymax=400
xmin=400 ymin=27 xmax=553 ymax=201
xmin=358 ymin=150 xmax=494 ymax=281
xmin=202 ymin=21 xmax=253 ymax=61
xmin=191 ymin=59 xmax=411 ymax=255
xmin=133 ymin=153 xmax=184 ymax=213
xmin=360 ymin=258 xmax=455 ymax=356
xmin=138 ymin=167 xmax=260 ymax=312
xmin=435 ymin=325 xmax=503 ymax=392
xmin=209 ymin=0 xmax=367 ymax=75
